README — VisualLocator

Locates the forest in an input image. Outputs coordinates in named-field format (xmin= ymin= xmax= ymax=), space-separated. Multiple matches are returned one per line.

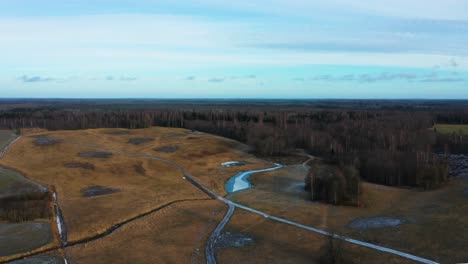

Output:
xmin=1 ymin=99 xmax=467 ymax=197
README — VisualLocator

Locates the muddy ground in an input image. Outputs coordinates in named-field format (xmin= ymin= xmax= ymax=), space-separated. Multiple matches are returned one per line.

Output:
xmin=81 ymin=186 xmax=121 ymax=197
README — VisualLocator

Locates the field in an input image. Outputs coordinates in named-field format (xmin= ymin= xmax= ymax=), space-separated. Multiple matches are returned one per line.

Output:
xmin=0 ymin=127 xmax=270 ymax=262
xmin=1 ymin=125 xmax=466 ymax=263
xmin=0 ymin=130 xmax=16 ymax=152
xmin=218 ymin=208 xmax=414 ymax=264
xmin=65 ymin=200 xmax=225 ymax=264
xmin=227 ymin=164 xmax=468 ymax=263
xmin=434 ymin=124 xmax=468 ymax=135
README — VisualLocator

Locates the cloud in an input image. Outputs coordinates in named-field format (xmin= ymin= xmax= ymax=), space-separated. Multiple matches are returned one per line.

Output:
xmin=450 ymin=58 xmax=458 ymax=68
xmin=119 ymin=76 xmax=137 ymax=81
xmin=185 ymin=76 xmax=196 ymax=81
xmin=208 ymin=78 xmax=224 ymax=83
xmin=293 ymin=77 xmax=305 ymax=82
xmin=18 ymin=75 xmax=55 ymax=83
xmin=307 ymin=72 xmax=464 ymax=83
xmin=230 ymin=75 xmax=256 ymax=80
xmin=105 ymin=75 xmax=137 ymax=81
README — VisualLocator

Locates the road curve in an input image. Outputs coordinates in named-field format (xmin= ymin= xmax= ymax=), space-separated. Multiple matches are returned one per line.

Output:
xmin=64 ymin=140 xmax=439 ymax=264
xmin=205 ymin=204 xmax=235 ymax=264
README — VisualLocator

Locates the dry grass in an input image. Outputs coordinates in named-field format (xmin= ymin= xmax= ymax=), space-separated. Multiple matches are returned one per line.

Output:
xmin=65 ymin=200 xmax=226 ymax=264
xmin=230 ymin=164 xmax=468 ymax=263
xmin=0 ymin=126 xmax=270 ymax=261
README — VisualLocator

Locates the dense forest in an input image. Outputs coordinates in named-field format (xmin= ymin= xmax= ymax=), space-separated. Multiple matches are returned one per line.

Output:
xmin=1 ymin=99 xmax=467 ymax=193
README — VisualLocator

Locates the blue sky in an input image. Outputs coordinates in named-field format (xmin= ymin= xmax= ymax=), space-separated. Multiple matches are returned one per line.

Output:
xmin=1 ymin=0 xmax=467 ymax=98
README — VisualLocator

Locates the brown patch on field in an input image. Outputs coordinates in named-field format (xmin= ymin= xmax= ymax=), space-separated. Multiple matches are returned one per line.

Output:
xmin=65 ymin=200 xmax=226 ymax=264
xmin=0 ymin=126 xmax=270 ymax=251
xmin=230 ymin=164 xmax=468 ymax=263
xmin=64 ymin=162 xmax=94 ymax=170
xmin=77 ymin=152 xmax=112 ymax=158
xmin=133 ymin=162 xmax=146 ymax=176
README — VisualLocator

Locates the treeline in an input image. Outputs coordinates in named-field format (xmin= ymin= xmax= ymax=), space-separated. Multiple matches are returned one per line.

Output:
xmin=0 ymin=107 xmax=459 ymax=189
xmin=0 ymin=190 xmax=53 ymax=222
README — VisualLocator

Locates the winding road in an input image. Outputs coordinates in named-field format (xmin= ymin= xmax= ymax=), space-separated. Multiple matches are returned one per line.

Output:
xmin=1 ymin=138 xmax=440 ymax=264
xmin=66 ymin=140 xmax=439 ymax=264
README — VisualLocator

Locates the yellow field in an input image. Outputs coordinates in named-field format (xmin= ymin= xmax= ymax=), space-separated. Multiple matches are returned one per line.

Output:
xmin=0 ymin=127 xmax=270 ymax=262
xmin=65 ymin=200 xmax=225 ymax=264
xmin=434 ymin=124 xmax=468 ymax=135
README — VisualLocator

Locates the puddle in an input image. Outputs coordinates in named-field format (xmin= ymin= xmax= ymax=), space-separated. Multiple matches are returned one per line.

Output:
xmin=78 ymin=152 xmax=112 ymax=158
xmin=215 ymin=232 xmax=254 ymax=249
xmin=127 ymin=138 xmax=154 ymax=145
xmin=81 ymin=186 xmax=121 ymax=197
xmin=154 ymin=146 xmax=178 ymax=153
xmin=34 ymin=138 xmax=62 ymax=146
xmin=348 ymin=217 xmax=405 ymax=230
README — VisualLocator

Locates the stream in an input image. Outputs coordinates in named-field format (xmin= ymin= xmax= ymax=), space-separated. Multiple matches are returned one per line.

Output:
xmin=225 ymin=163 xmax=283 ymax=193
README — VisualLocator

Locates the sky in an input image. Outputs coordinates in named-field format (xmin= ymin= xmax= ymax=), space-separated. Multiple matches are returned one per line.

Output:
xmin=1 ymin=0 xmax=468 ymax=99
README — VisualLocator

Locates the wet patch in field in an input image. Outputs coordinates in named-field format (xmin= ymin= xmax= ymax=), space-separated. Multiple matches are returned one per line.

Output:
xmin=64 ymin=162 xmax=94 ymax=170
xmin=78 ymin=152 xmax=112 ymax=158
xmin=215 ymin=232 xmax=255 ymax=249
xmin=81 ymin=186 xmax=121 ymax=197
xmin=34 ymin=137 xmax=62 ymax=146
xmin=154 ymin=146 xmax=178 ymax=153
xmin=162 ymin=132 xmax=184 ymax=138
xmin=107 ymin=130 xmax=130 ymax=135
xmin=348 ymin=217 xmax=405 ymax=230
xmin=127 ymin=138 xmax=154 ymax=145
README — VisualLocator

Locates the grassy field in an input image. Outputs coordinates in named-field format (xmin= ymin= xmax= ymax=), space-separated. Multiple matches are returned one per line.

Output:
xmin=65 ymin=200 xmax=225 ymax=264
xmin=0 ymin=222 xmax=54 ymax=257
xmin=228 ymin=164 xmax=468 ymax=263
xmin=0 ymin=126 xmax=270 ymax=262
xmin=0 ymin=130 xmax=16 ymax=150
xmin=218 ymin=208 xmax=414 ymax=264
xmin=434 ymin=124 xmax=468 ymax=135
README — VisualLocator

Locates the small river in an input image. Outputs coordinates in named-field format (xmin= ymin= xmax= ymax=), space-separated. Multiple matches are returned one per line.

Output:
xmin=225 ymin=163 xmax=283 ymax=193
